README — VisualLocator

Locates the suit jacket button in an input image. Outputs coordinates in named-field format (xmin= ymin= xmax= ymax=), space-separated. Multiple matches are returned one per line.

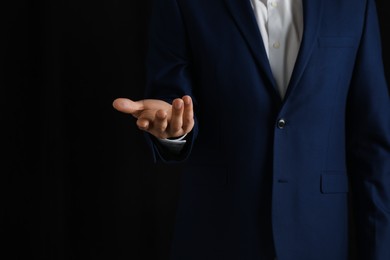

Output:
xmin=277 ymin=119 xmax=286 ymax=129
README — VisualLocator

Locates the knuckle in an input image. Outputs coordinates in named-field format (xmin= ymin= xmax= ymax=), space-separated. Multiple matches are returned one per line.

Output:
xmin=183 ymin=118 xmax=193 ymax=126
xmin=151 ymin=123 xmax=165 ymax=134
xmin=170 ymin=125 xmax=181 ymax=133
xmin=182 ymin=126 xmax=190 ymax=133
xmin=157 ymin=125 xmax=167 ymax=133
xmin=183 ymin=122 xmax=194 ymax=133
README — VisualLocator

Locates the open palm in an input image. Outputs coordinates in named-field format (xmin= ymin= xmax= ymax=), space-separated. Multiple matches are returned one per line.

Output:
xmin=112 ymin=96 xmax=194 ymax=139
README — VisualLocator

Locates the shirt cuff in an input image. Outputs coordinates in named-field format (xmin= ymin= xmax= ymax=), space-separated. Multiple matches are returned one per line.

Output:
xmin=156 ymin=134 xmax=187 ymax=154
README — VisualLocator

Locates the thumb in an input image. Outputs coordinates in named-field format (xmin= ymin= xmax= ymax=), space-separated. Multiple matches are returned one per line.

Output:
xmin=112 ymin=98 xmax=144 ymax=116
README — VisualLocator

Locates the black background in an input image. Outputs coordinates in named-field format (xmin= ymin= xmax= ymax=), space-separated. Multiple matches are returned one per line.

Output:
xmin=2 ymin=1 xmax=389 ymax=259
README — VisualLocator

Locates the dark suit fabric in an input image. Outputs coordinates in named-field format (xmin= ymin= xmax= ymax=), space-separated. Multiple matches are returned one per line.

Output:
xmin=144 ymin=0 xmax=390 ymax=259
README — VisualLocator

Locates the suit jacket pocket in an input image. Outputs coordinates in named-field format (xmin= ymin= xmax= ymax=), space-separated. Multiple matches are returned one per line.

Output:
xmin=318 ymin=37 xmax=355 ymax=48
xmin=321 ymin=173 xmax=349 ymax=194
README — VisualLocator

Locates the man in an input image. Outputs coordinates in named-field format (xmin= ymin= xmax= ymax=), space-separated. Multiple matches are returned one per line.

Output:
xmin=113 ymin=0 xmax=390 ymax=259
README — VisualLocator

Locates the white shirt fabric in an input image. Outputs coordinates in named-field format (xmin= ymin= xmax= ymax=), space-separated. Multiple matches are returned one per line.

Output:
xmin=159 ymin=0 xmax=304 ymax=147
xmin=251 ymin=0 xmax=303 ymax=98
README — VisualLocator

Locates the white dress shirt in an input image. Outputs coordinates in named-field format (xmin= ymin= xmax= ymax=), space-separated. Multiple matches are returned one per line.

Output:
xmin=251 ymin=0 xmax=303 ymax=98
xmin=159 ymin=0 xmax=304 ymax=147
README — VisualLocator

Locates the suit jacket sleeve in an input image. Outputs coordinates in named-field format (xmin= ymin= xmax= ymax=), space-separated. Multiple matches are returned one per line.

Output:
xmin=143 ymin=0 xmax=198 ymax=163
xmin=347 ymin=0 xmax=390 ymax=258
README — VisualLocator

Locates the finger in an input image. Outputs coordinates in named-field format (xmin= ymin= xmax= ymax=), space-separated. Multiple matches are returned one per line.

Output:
xmin=112 ymin=98 xmax=144 ymax=117
xmin=182 ymin=95 xmax=194 ymax=133
xmin=136 ymin=118 xmax=150 ymax=131
xmin=169 ymin=98 xmax=184 ymax=136
xmin=152 ymin=109 xmax=169 ymax=136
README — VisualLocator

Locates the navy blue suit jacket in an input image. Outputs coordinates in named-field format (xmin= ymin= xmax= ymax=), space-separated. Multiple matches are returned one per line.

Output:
xmin=144 ymin=0 xmax=390 ymax=259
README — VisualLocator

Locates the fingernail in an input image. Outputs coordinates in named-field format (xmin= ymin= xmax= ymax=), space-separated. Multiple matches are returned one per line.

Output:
xmin=175 ymin=101 xmax=183 ymax=109
xmin=120 ymin=101 xmax=128 ymax=108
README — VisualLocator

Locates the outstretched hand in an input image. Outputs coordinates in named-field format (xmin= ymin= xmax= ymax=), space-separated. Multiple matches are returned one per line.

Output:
xmin=112 ymin=96 xmax=194 ymax=139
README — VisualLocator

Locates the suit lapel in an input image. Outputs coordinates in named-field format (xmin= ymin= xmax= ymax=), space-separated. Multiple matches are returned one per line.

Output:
xmin=285 ymin=0 xmax=324 ymax=100
xmin=224 ymin=0 xmax=324 ymax=102
xmin=223 ymin=0 xmax=278 ymax=97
